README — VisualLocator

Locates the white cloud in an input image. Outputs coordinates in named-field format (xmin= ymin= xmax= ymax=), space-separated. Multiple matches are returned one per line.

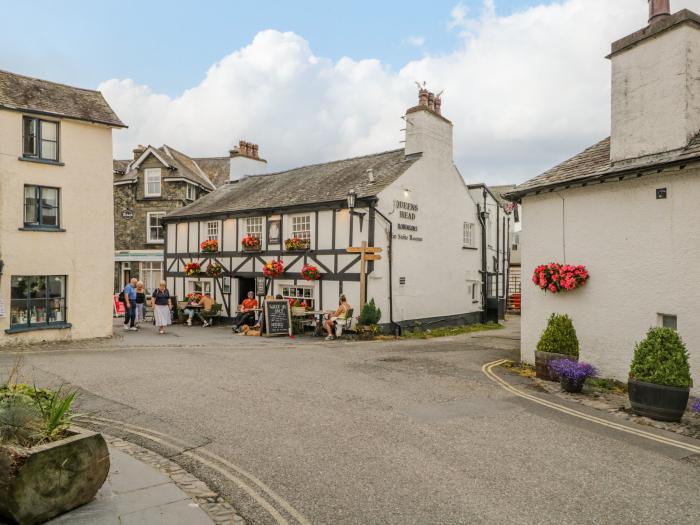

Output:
xmin=405 ymin=36 xmax=426 ymax=47
xmin=101 ymin=0 xmax=699 ymax=185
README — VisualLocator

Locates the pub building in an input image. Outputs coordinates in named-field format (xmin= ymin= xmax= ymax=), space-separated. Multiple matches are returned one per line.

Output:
xmin=163 ymin=89 xmax=510 ymax=331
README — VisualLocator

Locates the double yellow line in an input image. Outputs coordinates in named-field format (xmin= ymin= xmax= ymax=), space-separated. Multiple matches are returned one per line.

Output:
xmin=482 ymin=359 xmax=700 ymax=455
xmin=77 ymin=414 xmax=311 ymax=525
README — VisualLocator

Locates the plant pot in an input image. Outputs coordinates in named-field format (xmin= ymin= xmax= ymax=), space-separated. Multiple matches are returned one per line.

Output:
xmin=628 ymin=379 xmax=690 ymax=422
xmin=0 ymin=428 xmax=109 ymax=524
xmin=243 ymin=245 xmax=261 ymax=252
xmin=535 ymin=351 xmax=578 ymax=381
xmin=291 ymin=306 xmax=307 ymax=316
xmin=560 ymin=376 xmax=585 ymax=393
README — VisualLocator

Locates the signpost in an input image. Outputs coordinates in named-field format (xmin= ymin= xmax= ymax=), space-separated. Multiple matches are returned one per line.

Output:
xmin=346 ymin=242 xmax=382 ymax=308
xmin=264 ymin=300 xmax=292 ymax=337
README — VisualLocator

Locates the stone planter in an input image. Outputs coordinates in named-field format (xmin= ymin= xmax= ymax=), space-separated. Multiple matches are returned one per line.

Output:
xmin=628 ymin=379 xmax=690 ymax=422
xmin=0 ymin=428 xmax=109 ymax=525
xmin=535 ymin=351 xmax=578 ymax=382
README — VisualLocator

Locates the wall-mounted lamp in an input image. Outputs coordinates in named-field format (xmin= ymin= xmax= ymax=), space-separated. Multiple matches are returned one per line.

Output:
xmin=347 ymin=189 xmax=366 ymax=232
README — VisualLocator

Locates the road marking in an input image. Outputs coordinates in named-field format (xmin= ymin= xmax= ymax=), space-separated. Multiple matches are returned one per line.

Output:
xmin=77 ymin=415 xmax=311 ymax=525
xmin=482 ymin=359 xmax=700 ymax=455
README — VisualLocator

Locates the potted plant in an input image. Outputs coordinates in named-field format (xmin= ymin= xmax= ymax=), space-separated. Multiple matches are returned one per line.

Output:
xmin=241 ymin=235 xmax=261 ymax=252
xmin=262 ymin=260 xmax=284 ymax=278
xmin=290 ymin=300 xmax=306 ymax=317
xmin=200 ymin=239 xmax=219 ymax=253
xmin=533 ymin=263 xmax=589 ymax=294
xmin=285 ymin=237 xmax=310 ymax=251
xmin=0 ymin=384 xmax=109 ymax=524
xmin=206 ymin=262 xmax=223 ymax=277
xmin=356 ymin=299 xmax=382 ymax=339
xmin=301 ymin=263 xmax=321 ymax=281
xmin=628 ymin=327 xmax=692 ymax=422
xmin=535 ymin=313 xmax=579 ymax=381
xmin=548 ymin=359 xmax=597 ymax=393
xmin=183 ymin=261 xmax=201 ymax=276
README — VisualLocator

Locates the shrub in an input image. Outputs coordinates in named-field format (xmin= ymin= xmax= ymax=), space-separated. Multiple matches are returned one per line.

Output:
xmin=629 ymin=327 xmax=691 ymax=388
xmin=359 ymin=299 xmax=381 ymax=326
xmin=536 ymin=314 xmax=579 ymax=356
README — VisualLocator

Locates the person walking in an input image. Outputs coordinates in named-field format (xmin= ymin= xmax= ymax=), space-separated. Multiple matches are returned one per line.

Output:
xmin=135 ymin=281 xmax=146 ymax=326
xmin=123 ymin=278 xmax=138 ymax=331
xmin=151 ymin=280 xmax=173 ymax=334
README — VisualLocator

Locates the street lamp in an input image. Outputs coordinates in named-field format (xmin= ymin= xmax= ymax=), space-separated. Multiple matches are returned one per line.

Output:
xmin=346 ymin=189 xmax=365 ymax=232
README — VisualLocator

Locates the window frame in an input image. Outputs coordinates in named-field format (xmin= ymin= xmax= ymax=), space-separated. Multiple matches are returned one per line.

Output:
xmin=144 ymin=168 xmax=162 ymax=198
xmin=206 ymin=220 xmax=219 ymax=242
xmin=9 ymin=275 xmax=68 ymax=330
xmin=463 ymin=222 xmax=475 ymax=248
xmin=22 ymin=116 xmax=60 ymax=162
xmin=146 ymin=211 xmax=166 ymax=244
xmin=245 ymin=217 xmax=263 ymax=237
xmin=23 ymin=185 xmax=61 ymax=230
xmin=186 ymin=183 xmax=196 ymax=201
xmin=291 ymin=214 xmax=311 ymax=240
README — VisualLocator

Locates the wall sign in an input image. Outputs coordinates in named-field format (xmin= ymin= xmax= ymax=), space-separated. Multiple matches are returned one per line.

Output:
xmin=267 ymin=220 xmax=281 ymax=245
xmin=392 ymin=199 xmax=423 ymax=242
xmin=264 ymin=300 xmax=292 ymax=337
xmin=122 ymin=209 xmax=134 ymax=219
xmin=256 ymin=277 xmax=267 ymax=297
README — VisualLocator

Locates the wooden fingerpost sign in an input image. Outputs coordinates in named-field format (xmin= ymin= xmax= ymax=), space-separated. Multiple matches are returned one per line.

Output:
xmin=346 ymin=241 xmax=382 ymax=308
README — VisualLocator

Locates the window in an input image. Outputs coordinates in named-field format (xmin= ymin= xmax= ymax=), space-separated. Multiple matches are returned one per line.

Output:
xmin=281 ymin=285 xmax=314 ymax=308
xmin=292 ymin=215 xmax=311 ymax=240
xmin=246 ymin=217 xmax=263 ymax=237
xmin=144 ymin=168 xmax=161 ymax=197
xmin=659 ymin=314 xmax=677 ymax=331
xmin=24 ymin=185 xmax=60 ymax=228
xmin=463 ymin=222 xmax=475 ymax=248
xmin=472 ymin=283 xmax=480 ymax=303
xmin=186 ymin=183 xmax=196 ymax=201
xmin=512 ymin=232 xmax=520 ymax=251
xmin=207 ymin=221 xmax=219 ymax=242
xmin=141 ymin=262 xmax=163 ymax=293
xmin=188 ymin=280 xmax=211 ymax=295
xmin=146 ymin=212 xmax=166 ymax=243
xmin=10 ymin=275 xmax=67 ymax=329
xmin=23 ymin=117 xmax=59 ymax=161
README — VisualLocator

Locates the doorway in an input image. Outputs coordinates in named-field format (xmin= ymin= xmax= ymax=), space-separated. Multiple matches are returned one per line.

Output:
xmin=237 ymin=277 xmax=256 ymax=305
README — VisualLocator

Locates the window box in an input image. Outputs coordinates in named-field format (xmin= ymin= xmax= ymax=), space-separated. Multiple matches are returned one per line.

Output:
xmin=241 ymin=235 xmax=262 ymax=252
xmin=284 ymin=237 xmax=310 ymax=251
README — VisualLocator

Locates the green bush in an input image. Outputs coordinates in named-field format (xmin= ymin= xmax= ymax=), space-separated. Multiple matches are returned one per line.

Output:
xmin=359 ymin=298 xmax=381 ymax=326
xmin=630 ymin=327 xmax=692 ymax=388
xmin=536 ymin=314 xmax=579 ymax=356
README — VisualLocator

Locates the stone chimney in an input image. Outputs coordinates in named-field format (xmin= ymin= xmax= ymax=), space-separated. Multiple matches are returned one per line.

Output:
xmin=133 ymin=145 xmax=146 ymax=160
xmin=609 ymin=2 xmax=700 ymax=162
xmin=404 ymin=85 xmax=453 ymax=162
xmin=229 ymin=139 xmax=267 ymax=181
xmin=649 ymin=0 xmax=671 ymax=23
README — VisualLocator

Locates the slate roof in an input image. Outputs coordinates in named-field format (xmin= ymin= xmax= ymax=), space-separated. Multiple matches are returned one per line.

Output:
xmin=0 ymin=69 xmax=125 ymax=127
xmin=192 ymin=157 xmax=231 ymax=188
xmin=166 ymin=149 xmax=419 ymax=220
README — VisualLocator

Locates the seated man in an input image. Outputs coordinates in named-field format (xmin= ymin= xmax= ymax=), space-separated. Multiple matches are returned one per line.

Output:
xmin=232 ymin=291 xmax=258 ymax=332
xmin=196 ymin=294 xmax=217 ymax=327
xmin=324 ymin=294 xmax=351 ymax=341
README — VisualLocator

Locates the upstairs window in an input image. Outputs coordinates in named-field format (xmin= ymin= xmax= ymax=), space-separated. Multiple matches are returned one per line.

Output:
xmin=23 ymin=117 xmax=59 ymax=161
xmin=463 ymin=222 xmax=475 ymax=248
xmin=147 ymin=212 xmax=166 ymax=243
xmin=144 ymin=168 xmax=162 ymax=197
xmin=292 ymin=215 xmax=311 ymax=240
xmin=207 ymin=221 xmax=219 ymax=242
xmin=24 ymin=185 xmax=60 ymax=229
xmin=246 ymin=217 xmax=263 ymax=237
xmin=186 ymin=183 xmax=196 ymax=201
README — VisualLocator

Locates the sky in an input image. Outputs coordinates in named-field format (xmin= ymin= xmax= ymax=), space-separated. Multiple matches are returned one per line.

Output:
xmin=1 ymin=0 xmax=698 ymax=184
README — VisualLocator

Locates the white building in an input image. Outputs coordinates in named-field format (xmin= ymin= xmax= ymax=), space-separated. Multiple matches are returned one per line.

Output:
xmin=164 ymin=89 xmax=501 ymax=330
xmin=507 ymin=2 xmax=700 ymax=391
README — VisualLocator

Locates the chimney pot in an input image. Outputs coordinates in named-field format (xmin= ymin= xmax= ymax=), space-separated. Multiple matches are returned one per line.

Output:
xmin=648 ymin=0 xmax=671 ymax=23
xmin=133 ymin=145 xmax=146 ymax=160
xmin=434 ymin=96 xmax=442 ymax=115
xmin=418 ymin=88 xmax=429 ymax=107
xmin=252 ymin=144 xmax=259 ymax=159
xmin=428 ymin=92 xmax=435 ymax=111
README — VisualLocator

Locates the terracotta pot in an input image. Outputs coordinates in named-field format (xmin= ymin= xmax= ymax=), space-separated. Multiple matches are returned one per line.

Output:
xmin=535 ymin=351 xmax=578 ymax=381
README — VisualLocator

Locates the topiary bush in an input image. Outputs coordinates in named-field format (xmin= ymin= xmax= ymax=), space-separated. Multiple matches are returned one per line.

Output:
xmin=536 ymin=313 xmax=579 ymax=356
xmin=359 ymin=298 xmax=381 ymax=326
xmin=629 ymin=327 xmax=692 ymax=388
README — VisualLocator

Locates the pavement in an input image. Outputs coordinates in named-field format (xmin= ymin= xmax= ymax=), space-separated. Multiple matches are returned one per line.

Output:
xmin=2 ymin=317 xmax=700 ymax=525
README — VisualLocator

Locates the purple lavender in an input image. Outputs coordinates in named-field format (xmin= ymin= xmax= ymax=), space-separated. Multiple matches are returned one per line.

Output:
xmin=549 ymin=359 xmax=597 ymax=382
xmin=692 ymin=398 xmax=700 ymax=414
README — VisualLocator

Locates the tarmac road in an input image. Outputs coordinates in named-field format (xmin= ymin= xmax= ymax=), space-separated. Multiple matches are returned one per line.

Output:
xmin=2 ymin=320 xmax=699 ymax=525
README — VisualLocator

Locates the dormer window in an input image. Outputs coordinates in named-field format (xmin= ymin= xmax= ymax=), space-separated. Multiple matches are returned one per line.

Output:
xmin=186 ymin=183 xmax=196 ymax=201
xmin=144 ymin=168 xmax=161 ymax=197
xmin=23 ymin=117 xmax=59 ymax=161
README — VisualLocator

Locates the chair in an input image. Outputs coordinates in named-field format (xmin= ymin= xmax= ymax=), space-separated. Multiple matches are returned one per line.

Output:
xmin=199 ymin=304 xmax=222 ymax=326
xmin=334 ymin=308 xmax=355 ymax=338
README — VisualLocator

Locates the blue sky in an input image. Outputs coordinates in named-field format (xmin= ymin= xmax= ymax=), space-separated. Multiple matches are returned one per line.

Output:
xmin=0 ymin=0 xmax=543 ymax=94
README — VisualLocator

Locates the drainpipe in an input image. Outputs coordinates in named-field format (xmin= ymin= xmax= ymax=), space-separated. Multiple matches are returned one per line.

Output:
xmin=477 ymin=200 xmax=487 ymax=323
xmin=374 ymin=207 xmax=401 ymax=336
xmin=496 ymin=201 xmax=500 ymax=310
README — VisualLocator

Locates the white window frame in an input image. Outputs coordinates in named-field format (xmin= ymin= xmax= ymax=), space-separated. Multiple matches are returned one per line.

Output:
xmin=206 ymin=220 xmax=219 ymax=242
xmin=291 ymin=215 xmax=311 ymax=240
xmin=245 ymin=217 xmax=263 ymax=237
xmin=188 ymin=280 xmax=212 ymax=295
xmin=186 ymin=183 xmax=196 ymax=201
xmin=463 ymin=222 xmax=475 ymax=248
xmin=141 ymin=261 xmax=163 ymax=293
xmin=146 ymin=212 xmax=166 ymax=244
xmin=144 ymin=168 xmax=162 ymax=197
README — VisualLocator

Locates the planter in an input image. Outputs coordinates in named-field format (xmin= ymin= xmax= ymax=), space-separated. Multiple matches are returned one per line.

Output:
xmin=560 ymin=376 xmax=585 ymax=393
xmin=535 ymin=351 xmax=578 ymax=381
xmin=0 ymin=428 xmax=109 ymax=524
xmin=291 ymin=306 xmax=307 ymax=316
xmin=628 ymin=379 xmax=690 ymax=422
xmin=243 ymin=245 xmax=262 ymax=252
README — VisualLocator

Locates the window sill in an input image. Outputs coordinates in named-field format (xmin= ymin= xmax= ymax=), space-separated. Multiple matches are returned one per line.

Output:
xmin=19 ymin=226 xmax=66 ymax=232
xmin=5 ymin=322 xmax=72 ymax=334
xmin=18 ymin=156 xmax=64 ymax=167
xmin=146 ymin=241 xmax=165 ymax=245
xmin=143 ymin=195 xmax=162 ymax=199
xmin=462 ymin=246 xmax=478 ymax=250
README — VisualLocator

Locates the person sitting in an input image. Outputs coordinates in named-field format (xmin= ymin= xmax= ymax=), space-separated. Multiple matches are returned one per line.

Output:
xmin=324 ymin=295 xmax=351 ymax=341
xmin=232 ymin=291 xmax=258 ymax=332
xmin=195 ymin=294 xmax=216 ymax=327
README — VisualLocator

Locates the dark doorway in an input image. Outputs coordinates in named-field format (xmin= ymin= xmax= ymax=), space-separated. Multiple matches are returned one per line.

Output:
xmin=238 ymin=277 xmax=256 ymax=305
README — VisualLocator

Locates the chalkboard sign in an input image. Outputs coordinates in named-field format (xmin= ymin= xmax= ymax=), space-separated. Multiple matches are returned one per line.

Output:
xmin=264 ymin=300 xmax=292 ymax=337
xmin=256 ymin=277 xmax=267 ymax=297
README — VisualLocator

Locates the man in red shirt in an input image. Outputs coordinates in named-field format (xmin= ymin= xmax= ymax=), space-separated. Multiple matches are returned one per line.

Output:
xmin=232 ymin=291 xmax=258 ymax=332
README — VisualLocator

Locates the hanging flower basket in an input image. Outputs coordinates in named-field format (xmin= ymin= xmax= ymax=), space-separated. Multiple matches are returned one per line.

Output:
xmin=206 ymin=262 xmax=223 ymax=277
xmin=285 ymin=237 xmax=310 ymax=251
xmin=262 ymin=260 xmax=284 ymax=278
xmin=184 ymin=262 xmax=202 ymax=276
xmin=241 ymin=235 xmax=261 ymax=251
xmin=301 ymin=263 xmax=321 ymax=281
xmin=200 ymin=239 xmax=219 ymax=253
xmin=533 ymin=263 xmax=589 ymax=294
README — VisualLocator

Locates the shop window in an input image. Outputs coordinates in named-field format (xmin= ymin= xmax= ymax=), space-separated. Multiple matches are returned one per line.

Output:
xmin=9 ymin=275 xmax=67 ymax=329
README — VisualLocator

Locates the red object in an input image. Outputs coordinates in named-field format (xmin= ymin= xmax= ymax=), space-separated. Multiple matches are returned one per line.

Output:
xmin=113 ymin=294 xmax=125 ymax=317
xmin=241 ymin=235 xmax=261 ymax=248
xmin=301 ymin=263 xmax=321 ymax=281
xmin=532 ymin=263 xmax=589 ymax=294
xmin=200 ymin=239 xmax=219 ymax=252
xmin=263 ymin=259 xmax=284 ymax=277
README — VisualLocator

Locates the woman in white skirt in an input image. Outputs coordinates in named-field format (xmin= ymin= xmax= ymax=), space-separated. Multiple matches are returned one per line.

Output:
xmin=151 ymin=280 xmax=173 ymax=334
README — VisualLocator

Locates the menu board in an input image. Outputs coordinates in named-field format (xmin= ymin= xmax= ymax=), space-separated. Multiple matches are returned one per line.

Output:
xmin=264 ymin=300 xmax=291 ymax=337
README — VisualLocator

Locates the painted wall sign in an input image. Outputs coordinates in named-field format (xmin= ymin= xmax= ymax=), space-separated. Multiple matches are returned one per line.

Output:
xmin=122 ymin=209 xmax=134 ymax=220
xmin=256 ymin=277 xmax=267 ymax=296
xmin=267 ymin=220 xmax=281 ymax=245
xmin=392 ymin=199 xmax=422 ymax=241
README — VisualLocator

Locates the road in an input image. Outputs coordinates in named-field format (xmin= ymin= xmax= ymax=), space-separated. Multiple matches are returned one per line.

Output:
xmin=2 ymin=320 xmax=699 ymax=524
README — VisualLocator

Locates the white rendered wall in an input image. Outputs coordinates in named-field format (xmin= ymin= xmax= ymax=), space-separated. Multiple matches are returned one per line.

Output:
xmin=611 ymin=22 xmax=700 ymax=162
xmin=229 ymin=156 xmax=267 ymax=181
xmin=520 ymin=169 xmax=700 ymax=393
